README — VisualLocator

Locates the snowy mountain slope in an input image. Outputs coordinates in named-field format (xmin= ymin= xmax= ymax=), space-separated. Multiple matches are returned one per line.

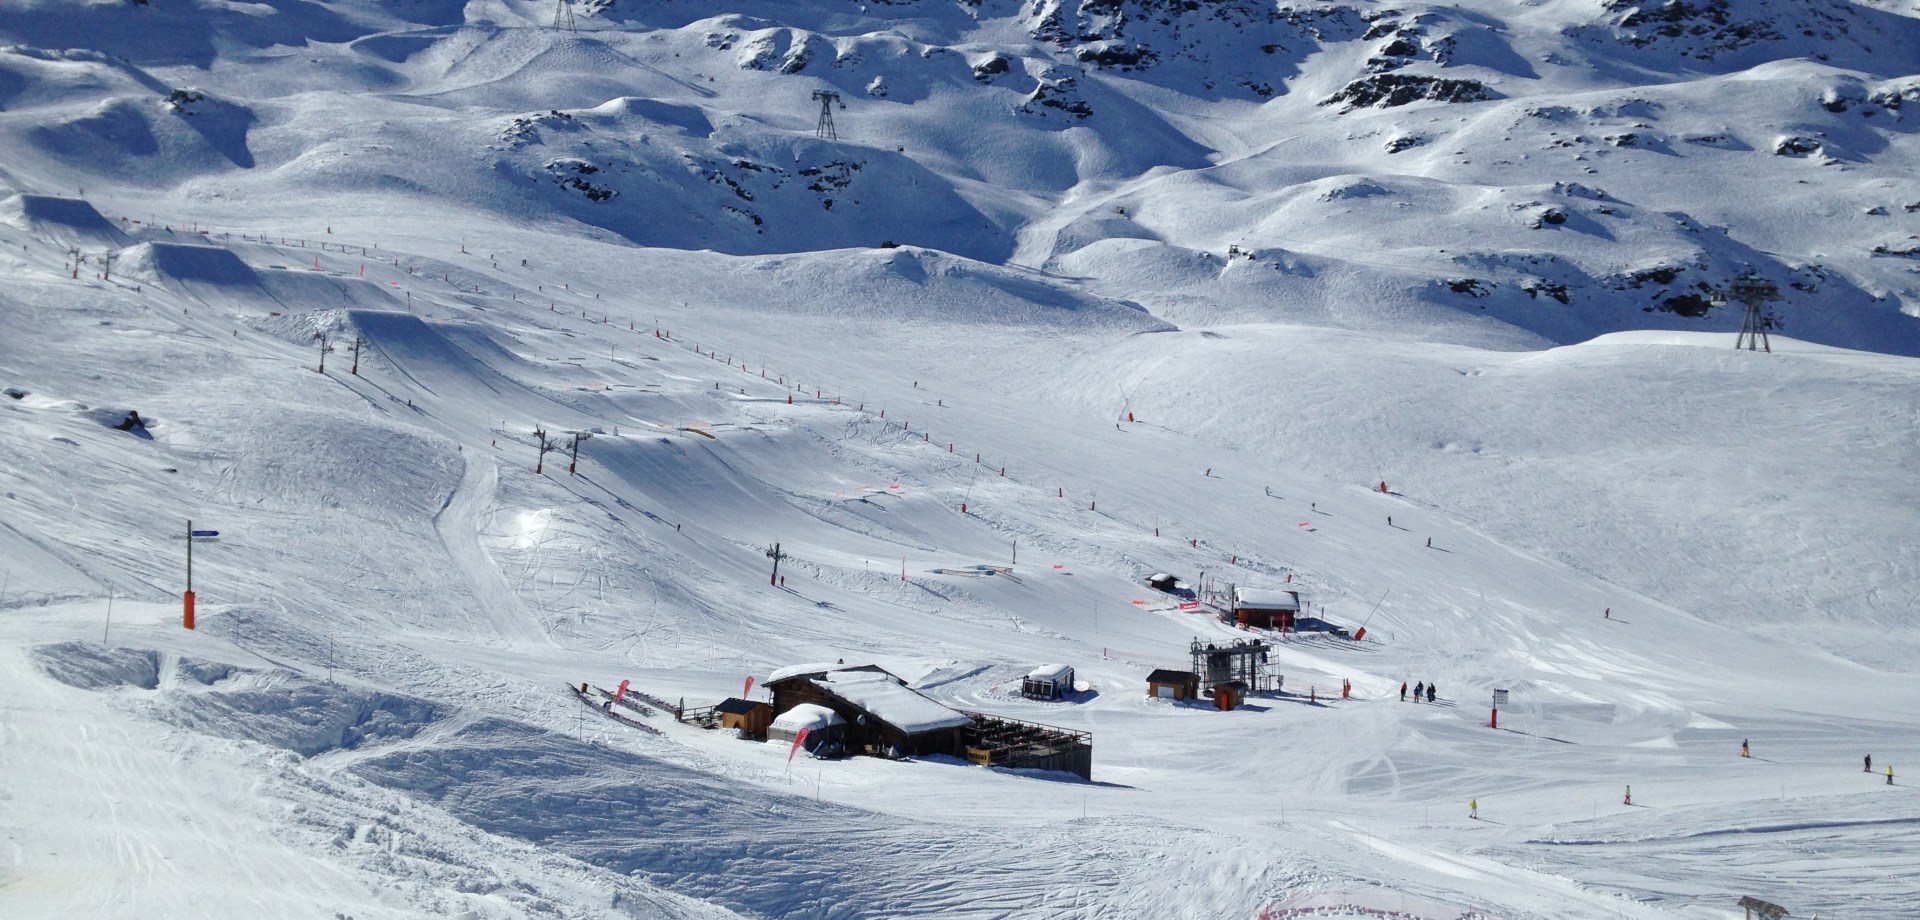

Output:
xmin=5 ymin=199 xmax=1920 ymax=917
xmin=2 ymin=0 xmax=1915 ymax=348
xmin=3 ymin=1 xmax=1920 ymax=918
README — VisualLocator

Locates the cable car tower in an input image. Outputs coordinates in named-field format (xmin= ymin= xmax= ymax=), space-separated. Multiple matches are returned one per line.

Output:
xmin=1713 ymin=273 xmax=1781 ymax=352
xmin=552 ymin=0 xmax=576 ymax=31
xmin=812 ymin=90 xmax=843 ymax=141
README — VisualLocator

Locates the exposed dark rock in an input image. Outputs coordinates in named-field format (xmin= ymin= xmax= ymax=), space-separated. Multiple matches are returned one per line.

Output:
xmin=1447 ymin=278 xmax=1491 ymax=297
xmin=972 ymin=55 xmax=1012 ymax=81
xmin=1322 ymin=74 xmax=1493 ymax=110
xmin=1522 ymin=280 xmax=1571 ymax=303
xmin=1773 ymin=135 xmax=1821 ymax=156
xmin=1660 ymin=293 xmax=1713 ymax=317
xmin=1384 ymin=134 xmax=1427 ymax=153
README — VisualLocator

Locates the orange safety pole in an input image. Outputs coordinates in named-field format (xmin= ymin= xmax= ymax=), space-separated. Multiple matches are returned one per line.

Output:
xmin=184 ymin=518 xmax=196 ymax=629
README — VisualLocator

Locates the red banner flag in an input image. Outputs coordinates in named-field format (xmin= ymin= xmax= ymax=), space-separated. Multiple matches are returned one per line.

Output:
xmin=615 ymin=679 xmax=629 ymax=701
xmin=788 ymin=727 xmax=811 ymax=763
xmin=1178 ymin=601 xmax=1200 ymax=610
xmin=744 ymin=675 xmax=756 ymax=698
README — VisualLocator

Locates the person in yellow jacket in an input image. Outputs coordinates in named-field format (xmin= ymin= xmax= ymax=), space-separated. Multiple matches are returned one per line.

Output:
xmin=1469 ymin=799 xmax=1478 ymax=819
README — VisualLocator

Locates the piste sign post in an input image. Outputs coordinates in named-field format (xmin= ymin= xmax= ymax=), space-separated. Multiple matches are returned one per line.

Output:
xmin=184 ymin=520 xmax=220 ymax=630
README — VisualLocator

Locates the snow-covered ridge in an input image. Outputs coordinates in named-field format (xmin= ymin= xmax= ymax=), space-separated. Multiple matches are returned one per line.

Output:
xmin=0 ymin=0 xmax=1915 ymax=348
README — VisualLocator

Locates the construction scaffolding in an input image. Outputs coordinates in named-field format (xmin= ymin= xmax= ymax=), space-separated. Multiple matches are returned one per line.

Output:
xmin=1191 ymin=637 xmax=1281 ymax=692
xmin=959 ymin=711 xmax=1092 ymax=780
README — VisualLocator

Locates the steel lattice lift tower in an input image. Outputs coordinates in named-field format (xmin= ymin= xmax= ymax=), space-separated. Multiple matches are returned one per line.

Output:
xmin=1715 ymin=274 xmax=1782 ymax=352
xmin=552 ymin=0 xmax=576 ymax=32
xmin=812 ymin=90 xmax=843 ymax=141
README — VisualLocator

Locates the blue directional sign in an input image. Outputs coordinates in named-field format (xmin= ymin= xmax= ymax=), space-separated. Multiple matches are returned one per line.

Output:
xmin=190 ymin=529 xmax=221 ymax=541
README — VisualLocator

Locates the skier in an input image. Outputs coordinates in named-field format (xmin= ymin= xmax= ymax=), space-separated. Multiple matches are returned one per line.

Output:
xmin=1387 ymin=515 xmax=1392 ymax=526
xmin=1413 ymin=681 xmax=1424 ymax=702
xmin=1866 ymin=754 xmax=1873 ymax=773
xmin=1400 ymin=681 xmax=1408 ymax=702
xmin=1469 ymin=799 xmax=1478 ymax=819
xmin=1741 ymin=739 xmax=1750 ymax=758
xmin=1623 ymin=785 xmax=1632 ymax=805
xmin=1426 ymin=537 xmax=1432 ymax=548
xmin=1604 ymin=608 xmax=1610 ymax=619
xmin=1427 ymin=682 xmax=1437 ymax=703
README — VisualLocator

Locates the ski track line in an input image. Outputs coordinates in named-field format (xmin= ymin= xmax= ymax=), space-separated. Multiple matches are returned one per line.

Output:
xmin=434 ymin=452 xmax=550 ymax=648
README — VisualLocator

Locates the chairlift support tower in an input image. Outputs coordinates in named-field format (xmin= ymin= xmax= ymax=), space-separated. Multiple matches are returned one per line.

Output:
xmin=811 ymin=90 xmax=843 ymax=141
xmin=552 ymin=0 xmax=576 ymax=32
xmin=1715 ymin=274 xmax=1781 ymax=353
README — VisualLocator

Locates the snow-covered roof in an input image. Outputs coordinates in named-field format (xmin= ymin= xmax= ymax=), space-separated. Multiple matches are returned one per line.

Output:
xmin=1235 ymin=589 xmax=1301 ymax=611
xmin=766 ymin=662 xmax=844 ymax=685
xmin=766 ymin=661 xmax=894 ymax=685
xmin=1148 ymin=572 xmax=1175 ymax=582
xmin=1026 ymin=663 xmax=1073 ymax=683
xmin=816 ymin=671 xmax=975 ymax=734
xmin=771 ymin=703 xmax=845 ymax=732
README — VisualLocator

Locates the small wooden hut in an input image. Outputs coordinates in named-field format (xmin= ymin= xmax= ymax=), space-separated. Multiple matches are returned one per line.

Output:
xmin=714 ymin=698 xmax=772 ymax=738
xmin=1146 ymin=668 xmax=1199 ymax=700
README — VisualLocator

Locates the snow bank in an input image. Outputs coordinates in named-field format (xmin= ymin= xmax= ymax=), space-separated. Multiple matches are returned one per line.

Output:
xmin=160 ymin=674 xmax=441 ymax=758
xmin=32 ymin=642 xmax=159 ymax=691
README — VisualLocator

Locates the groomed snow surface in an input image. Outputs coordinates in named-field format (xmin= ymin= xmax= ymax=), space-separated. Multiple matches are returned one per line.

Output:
xmin=3 ymin=1 xmax=1920 ymax=918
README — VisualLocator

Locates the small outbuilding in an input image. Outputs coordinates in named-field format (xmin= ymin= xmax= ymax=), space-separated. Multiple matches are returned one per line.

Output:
xmin=714 ymin=698 xmax=773 ymax=738
xmin=1232 ymin=588 xmax=1301 ymax=631
xmin=1211 ymin=681 xmax=1246 ymax=711
xmin=1146 ymin=668 xmax=1199 ymax=700
xmin=1022 ymin=664 xmax=1075 ymax=700
xmin=768 ymin=703 xmax=847 ymax=755
xmin=1147 ymin=572 xmax=1195 ymax=599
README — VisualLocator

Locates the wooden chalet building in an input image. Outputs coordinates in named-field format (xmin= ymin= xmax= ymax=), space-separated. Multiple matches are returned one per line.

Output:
xmin=765 ymin=663 xmax=975 ymax=758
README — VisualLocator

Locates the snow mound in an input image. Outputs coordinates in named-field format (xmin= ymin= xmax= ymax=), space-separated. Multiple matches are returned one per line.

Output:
xmin=118 ymin=241 xmax=257 ymax=286
xmin=0 ymin=193 xmax=129 ymax=247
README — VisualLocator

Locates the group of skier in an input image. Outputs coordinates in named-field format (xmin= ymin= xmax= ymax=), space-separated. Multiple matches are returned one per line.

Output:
xmin=1399 ymin=680 xmax=1438 ymax=703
